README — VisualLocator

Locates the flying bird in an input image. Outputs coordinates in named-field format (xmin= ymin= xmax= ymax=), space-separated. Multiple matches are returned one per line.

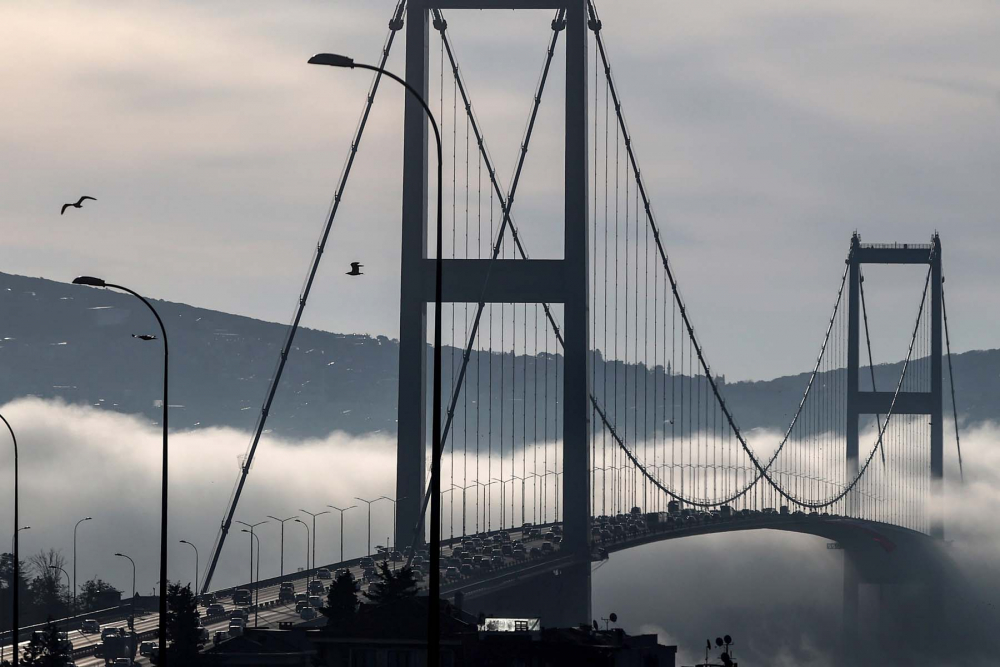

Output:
xmin=346 ymin=262 xmax=364 ymax=276
xmin=61 ymin=196 xmax=97 ymax=215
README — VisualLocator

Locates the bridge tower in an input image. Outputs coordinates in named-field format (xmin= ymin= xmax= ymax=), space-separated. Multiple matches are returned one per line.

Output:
xmin=394 ymin=0 xmax=593 ymax=626
xmin=844 ymin=232 xmax=943 ymax=661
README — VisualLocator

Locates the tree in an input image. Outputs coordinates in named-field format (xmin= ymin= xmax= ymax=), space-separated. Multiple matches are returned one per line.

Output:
xmin=363 ymin=562 xmax=417 ymax=606
xmin=321 ymin=571 xmax=358 ymax=623
xmin=151 ymin=583 xmax=202 ymax=667
xmin=0 ymin=552 xmax=30 ymax=637
xmin=78 ymin=578 xmax=122 ymax=612
xmin=20 ymin=618 xmax=71 ymax=666
xmin=27 ymin=550 xmax=70 ymax=622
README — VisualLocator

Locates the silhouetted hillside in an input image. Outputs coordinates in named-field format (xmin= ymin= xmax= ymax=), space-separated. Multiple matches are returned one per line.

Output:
xmin=0 ymin=272 xmax=995 ymax=443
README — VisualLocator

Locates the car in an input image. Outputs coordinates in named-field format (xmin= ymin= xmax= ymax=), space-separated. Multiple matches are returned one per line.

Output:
xmin=363 ymin=567 xmax=378 ymax=582
xmin=198 ymin=626 xmax=210 ymax=644
xmin=139 ymin=641 xmax=155 ymax=656
xmin=230 ymin=608 xmax=249 ymax=621
xmin=214 ymin=631 xmax=229 ymax=645
xmin=300 ymin=606 xmax=318 ymax=620
xmin=112 ymin=659 xmax=132 ymax=666
xmin=309 ymin=595 xmax=323 ymax=608
xmin=501 ymin=544 xmax=513 ymax=557
xmin=478 ymin=559 xmax=493 ymax=571
xmin=529 ymin=546 xmax=541 ymax=558
xmin=308 ymin=580 xmax=325 ymax=595
xmin=232 ymin=588 xmax=252 ymax=605
xmin=460 ymin=563 xmax=474 ymax=576
xmin=411 ymin=556 xmax=424 ymax=567
xmin=317 ymin=568 xmax=332 ymax=580
xmin=491 ymin=555 xmax=504 ymax=567
xmin=359 ymin=557 xmax=375 ymax=568
xmin=206 ymin=603 xmax=226 ymax=617
xmin=295 ymin=600 xmax=308 ymax=613
xmin=552 ymin=525 xmax=563 ymax=535
xmin=81 ymin=619 xmax=100 ymax=633
xmin=200 ymin=592 xmax=217 ymax=606
xmin=444 ymin=566 xmax=460 ymax=580
xmin=513 ymin=547 xmax=526 ymax=560
xmin=552 ymin=535 xmax=563 ymax=545
xmin=228 ymin=620 xmax=244 ymax=637
xmin=412 ymin=568 xmax=425 ymax=582
xmin=541 ymin=541 xmax=554 ymax=554
xmin=101 ymin=627 xmax=121 ymax=641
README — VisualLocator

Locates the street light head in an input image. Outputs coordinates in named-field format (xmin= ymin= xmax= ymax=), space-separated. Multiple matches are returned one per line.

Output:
xmin=114 ymin=553 xmax=124 ymax=557
xmin=132 ymin=334 xmax=158 ymax=341
xmin=179 ymin=540 xmax=189 ymax=544
xmin=72 ymin=276 xmax=106 ymax=287
xmin=308 ymin=53 xmax=355 ymax=68
xmin=241 ymin=529 xmax=249 ymax=534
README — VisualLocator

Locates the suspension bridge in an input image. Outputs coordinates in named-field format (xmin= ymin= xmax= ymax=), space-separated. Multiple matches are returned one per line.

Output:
xmin=192 ymin=0 xmax=963 ymax=658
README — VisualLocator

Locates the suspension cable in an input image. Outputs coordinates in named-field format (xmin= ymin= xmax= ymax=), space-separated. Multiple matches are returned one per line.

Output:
xmin=201 ymin=0 xmax=406 ymax=594
xmin=942 ymin=283 xmax=964 ymax=482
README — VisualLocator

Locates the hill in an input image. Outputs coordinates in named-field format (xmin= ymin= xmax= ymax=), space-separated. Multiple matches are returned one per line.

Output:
xmin=0 ymin=272 xmax=995 ymax=444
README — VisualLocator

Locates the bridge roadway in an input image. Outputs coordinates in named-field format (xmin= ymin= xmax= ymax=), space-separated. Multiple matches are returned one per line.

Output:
xmin=4 ymin=513 xmax=937 ymax=663
xmin=2 ymin=524 xmax=544 ymax=665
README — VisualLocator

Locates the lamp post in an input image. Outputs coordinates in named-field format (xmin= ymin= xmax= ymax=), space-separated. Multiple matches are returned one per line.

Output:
xmin=239 ymin=530 xmax=261 ymax=627
xmin=511 ymin=473 xmax=538 ymax=528
xmin=353 ymin=498 xmax=381 ymax=559
xmin=47 ymin=566 xmax=71 ymax=610
xmin=178 ymin=540 xmax=199 ymax=593
xmin=452 ymin=483 xmax=479 ymax=536
xmin=478 ymin=479 xmax=501 ymax=533
xmin=310 ymin=53 xmax=444 ymax=664
xmin=326 ymin=505 xmax=356 ymax=565
xmin=234 ymin=520 xmax=267 ymax=586
xmin=73 ymin=276 xmax=169 ymax=665
xmin=491 ymin=478 xmax=516 ymax=529
xmin=298 ymin=509 xmax=329 ymax=577
xmin=1 ymin=412 xmax=19 ymax=667
xmin=114 ymin=553 xmax=136 ymax=617
xmin=72 ymin=517 xmax=92 ymax=614
xmin=377 ymin=497 xmax=406 ymax=552
xmin=546 ymin=469 xmax=563 ymax=523
xmin=266 ymin=515 xmax=298 ymax=581
xmin=293 ymin=519 xmax=310 ymax=586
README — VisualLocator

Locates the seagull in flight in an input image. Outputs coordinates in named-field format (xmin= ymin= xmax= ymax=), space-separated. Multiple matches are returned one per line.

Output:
xmin=346 ymin=262 xmax=364 ymax=276
xmin=61 ymin=196 xmax=97 ymax=215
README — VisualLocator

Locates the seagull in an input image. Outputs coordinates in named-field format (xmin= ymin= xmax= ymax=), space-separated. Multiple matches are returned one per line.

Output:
xmin=61 ymin=196 xmax=97 ymax=215
xmin=346 ymin=262 xmax=364 ymax=276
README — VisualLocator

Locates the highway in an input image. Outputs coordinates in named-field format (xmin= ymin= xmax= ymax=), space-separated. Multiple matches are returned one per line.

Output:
xmin=3 ymin=522 xmax=560 ymax=665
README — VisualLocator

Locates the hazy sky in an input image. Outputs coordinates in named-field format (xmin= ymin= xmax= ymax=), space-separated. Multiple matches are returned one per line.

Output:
xmin=2 ymin=0 xmax=998 ymax=381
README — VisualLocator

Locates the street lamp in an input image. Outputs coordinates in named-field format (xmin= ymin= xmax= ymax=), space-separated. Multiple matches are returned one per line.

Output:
xmin=511 ymin=473 xmax=538 ymax=528
xmin=491 ymin=478 xmax=515 ymax=529
xmin=235 ymin=520 xmax=267 ymax=586
xmin=326 ymin=505 xmax=356 ymax=564
xmin=73 ymin=275 xmax=169 ymax=664
xmin=377 ymin=497 xmax=406 ymax=552
xmin=451 ymin=483 xmax=478 ymax=536
xmin=293 ymin=519 xmax=310 ymax=585
xmin=239 ymin=530 xmax=261 ymax=627
xmin=298 ymin=509 xmax=329 ymax=577
xmin=266 ymin=515 xmax=298 ymax=581
xmin=114 ymin=553 xmax=136 ymax=617
xmin=310 ymin=53 xmax=445 ymax=663
xmin=1 ymin=412 xmax=19 ymax=667
xmin=73 ymin=517 xmax=92 ymax=614
xmin=47 ymin=566 xmax=71 ymax=609
xmin=545 ymin=469 xmax=563 ymax=523
xmin=178 ymin=540 xmax=199 ymax=593
xmin=353 ymin=497 xmax=381 ymax=559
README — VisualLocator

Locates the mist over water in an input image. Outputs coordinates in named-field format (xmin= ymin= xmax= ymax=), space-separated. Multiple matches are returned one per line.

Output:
xmin=2 ymin=397 xmax=997 ymax=665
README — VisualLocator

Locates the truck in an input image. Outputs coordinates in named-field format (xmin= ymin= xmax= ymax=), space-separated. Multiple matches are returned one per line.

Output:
xmin=98 ymin=629 xmax=138 ymax=666
xmin=232 ymin=588 xmax=251 ymax=605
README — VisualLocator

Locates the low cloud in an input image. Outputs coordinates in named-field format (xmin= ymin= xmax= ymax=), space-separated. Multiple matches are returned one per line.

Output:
xmin=2 ymin=397 xmax=997 ymax=665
